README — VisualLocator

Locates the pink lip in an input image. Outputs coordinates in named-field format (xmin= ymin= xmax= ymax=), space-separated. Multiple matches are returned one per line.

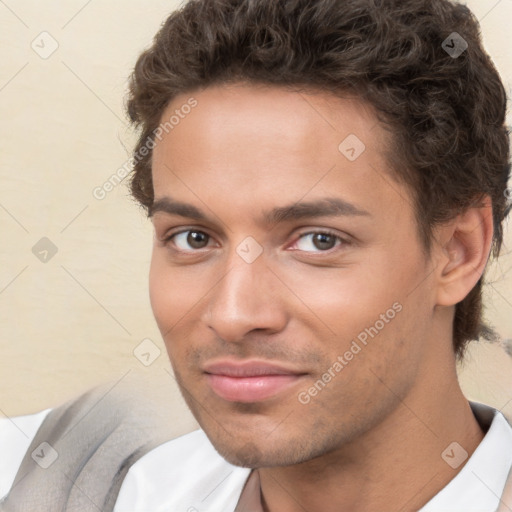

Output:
xmin=203 ymin=360 xmax=306 ymax=402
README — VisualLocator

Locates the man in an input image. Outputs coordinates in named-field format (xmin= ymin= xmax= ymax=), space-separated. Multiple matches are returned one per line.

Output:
xmin=1 ymin=0 xmax=511 ymax=510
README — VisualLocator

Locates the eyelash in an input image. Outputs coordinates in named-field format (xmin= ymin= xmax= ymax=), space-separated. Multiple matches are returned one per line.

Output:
xmin=161 ymin=228 xmax=349 ymax=255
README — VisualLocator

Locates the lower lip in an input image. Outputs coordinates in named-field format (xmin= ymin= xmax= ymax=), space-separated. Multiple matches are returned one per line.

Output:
xmin=205 ymin=374 xmax=303 ymax=402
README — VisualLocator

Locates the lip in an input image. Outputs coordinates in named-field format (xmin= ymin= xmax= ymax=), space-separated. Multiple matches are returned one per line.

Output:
xmin=203 ymin=359 xmax=306 ymax=402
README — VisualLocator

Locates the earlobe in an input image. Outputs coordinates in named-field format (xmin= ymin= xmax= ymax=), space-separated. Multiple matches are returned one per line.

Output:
xmin=436 ymin=197 xmax=493 ymax=307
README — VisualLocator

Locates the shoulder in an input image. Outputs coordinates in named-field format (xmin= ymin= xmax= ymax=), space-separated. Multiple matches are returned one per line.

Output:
xmin=0 ymin=374 xmax=201 ymax=510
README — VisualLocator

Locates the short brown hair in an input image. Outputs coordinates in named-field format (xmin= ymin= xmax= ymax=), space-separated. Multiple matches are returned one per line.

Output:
xmin=126 ymin=0 xmax=510 ymax=359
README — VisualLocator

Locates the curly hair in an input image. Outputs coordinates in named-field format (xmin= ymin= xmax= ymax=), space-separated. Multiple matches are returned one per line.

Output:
xmin=126 ymin=0 xmax=510 ymax=359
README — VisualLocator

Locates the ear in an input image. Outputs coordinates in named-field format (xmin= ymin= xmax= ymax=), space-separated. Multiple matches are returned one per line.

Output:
xmin=435 ymin=196 xmax=494 ymax=307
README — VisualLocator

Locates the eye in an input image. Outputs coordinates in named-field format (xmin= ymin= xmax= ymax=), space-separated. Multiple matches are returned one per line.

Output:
xmin=166 ymin=230 xmax=212 ymax=251
xmin=291 ymin=230 xmax=345 ymax=252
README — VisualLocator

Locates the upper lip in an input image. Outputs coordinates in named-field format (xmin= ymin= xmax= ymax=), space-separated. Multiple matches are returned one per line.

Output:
xmin=203 ymin=359 xmax=305 ymax=377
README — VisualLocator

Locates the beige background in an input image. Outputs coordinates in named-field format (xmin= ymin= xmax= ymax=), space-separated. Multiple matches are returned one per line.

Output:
xmin=0 ymin=0 xmax=511 ymax=423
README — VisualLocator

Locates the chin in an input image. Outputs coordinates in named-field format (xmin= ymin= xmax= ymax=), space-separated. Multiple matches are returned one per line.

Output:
xmin=214 ymin=439 xmax=267 ymax=468
xmin=204 ymin=427 xmax=325 ymax=468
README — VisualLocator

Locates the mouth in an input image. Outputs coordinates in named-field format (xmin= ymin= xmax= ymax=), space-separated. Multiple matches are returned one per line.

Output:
xmin=203 ymin=359 xmax=307 ymax=403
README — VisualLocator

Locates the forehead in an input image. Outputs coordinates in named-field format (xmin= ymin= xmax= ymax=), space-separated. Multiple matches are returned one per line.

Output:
xmin=150 ymin=83 xmax=407 ymax=224
xmin=153 ymin=83 xmax=385 ymax=166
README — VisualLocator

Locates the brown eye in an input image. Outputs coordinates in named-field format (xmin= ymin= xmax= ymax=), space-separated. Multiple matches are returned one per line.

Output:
xmin=187 ymin=231 xmax=209 ymax=249
xmin=312 ymin=233 xmax=337 ymax=250
xmin=169 ymin=230 xmax=211 ymax=250
xmin=294 ymin=231 xmax=342 ymax=252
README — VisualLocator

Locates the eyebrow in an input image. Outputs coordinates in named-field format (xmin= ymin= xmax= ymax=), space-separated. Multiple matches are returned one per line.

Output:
xmin=149 ymin=196 xmax=371 ymax=224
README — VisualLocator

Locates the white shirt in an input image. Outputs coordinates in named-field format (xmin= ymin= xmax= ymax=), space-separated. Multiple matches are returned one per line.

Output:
xmin=0 ymin=409 xmax=51 ymax=499
xmin=421 ymin=408 xmax=512 ymax=511
xmin=1 ymin=404 xmax=511 ymax=511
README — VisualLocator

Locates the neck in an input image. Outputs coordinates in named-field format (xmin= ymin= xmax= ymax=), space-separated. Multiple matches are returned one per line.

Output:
xmin=258 ymin=363 xmax=484 ymax=512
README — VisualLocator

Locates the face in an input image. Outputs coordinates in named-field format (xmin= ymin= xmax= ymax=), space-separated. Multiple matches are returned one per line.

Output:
xmin=149 ymin=83 xmax=437 ymax=468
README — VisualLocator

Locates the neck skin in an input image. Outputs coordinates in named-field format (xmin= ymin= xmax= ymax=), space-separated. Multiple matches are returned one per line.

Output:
xmin=257 ymin=330 xmax=485 ymax=512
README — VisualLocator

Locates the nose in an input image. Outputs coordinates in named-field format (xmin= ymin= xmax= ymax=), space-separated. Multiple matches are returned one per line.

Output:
xmin=203 ymin=248 xmax=288 ymax=343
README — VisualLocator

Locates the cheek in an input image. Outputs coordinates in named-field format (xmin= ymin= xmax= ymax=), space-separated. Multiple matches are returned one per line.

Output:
xmin=148 ymin=250 xmax=215 ymax=336
xmin=149 ymin=255 xmax=193 ymax=368
xmin=148 ymin=254 xmax=168 ymax=329
xmin=148 ymin=252 xmax=189 ymax=333
xmin=292 ymin=253 xmax=427 ymax=366
xmin=281 ymin=262 xmax=398 ymax=338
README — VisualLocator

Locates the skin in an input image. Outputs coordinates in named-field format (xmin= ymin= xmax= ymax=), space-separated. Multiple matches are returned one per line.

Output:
xmin=149 ymin=83 xmax=492 ymax=512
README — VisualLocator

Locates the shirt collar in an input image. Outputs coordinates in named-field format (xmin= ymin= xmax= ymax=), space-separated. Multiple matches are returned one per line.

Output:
xmin=420 ymin=402 xmax=512 ymax=511
xmin=234 ymin=402 xmax=512 ymax=512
